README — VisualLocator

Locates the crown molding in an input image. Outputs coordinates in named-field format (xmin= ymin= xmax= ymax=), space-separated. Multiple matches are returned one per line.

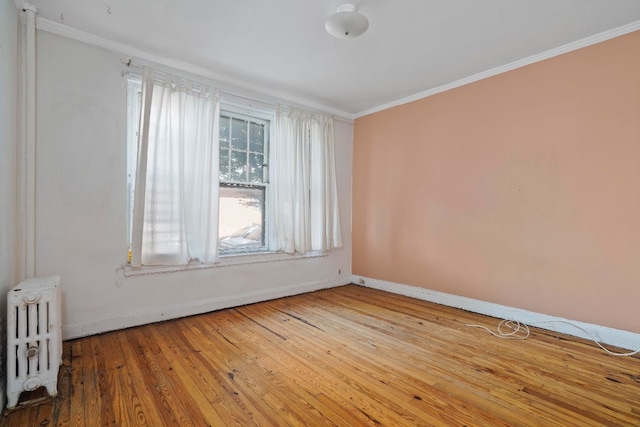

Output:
xmin=35 ymin=18 xmax=354 ymax=121
xmin=354 ymin=20 xmax=640 ymax=119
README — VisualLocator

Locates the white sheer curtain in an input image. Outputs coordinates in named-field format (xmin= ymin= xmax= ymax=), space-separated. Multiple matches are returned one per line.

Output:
xmin=273 ymin=107 xmax=342 ymax=254
xmin=310 ymin=115 xmax=342 ymax=252
xmin=131 ymin=67 xmax=220 ymax=266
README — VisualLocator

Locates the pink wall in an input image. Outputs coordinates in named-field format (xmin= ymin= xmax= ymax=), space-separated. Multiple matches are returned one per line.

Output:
xmin=353 ymin=31 xmax=640 ymax=333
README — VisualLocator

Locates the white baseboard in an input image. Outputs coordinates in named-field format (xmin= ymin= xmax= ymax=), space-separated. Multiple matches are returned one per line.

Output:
xmin=353 ymin=275 xmax=640 ymax=352
xmin=63 ymin=276 xmax=350 ymax=340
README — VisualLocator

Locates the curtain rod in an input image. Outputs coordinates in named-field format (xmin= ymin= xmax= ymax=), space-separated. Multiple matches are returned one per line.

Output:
xmin=121 ymin=59 xmax=354 ymax=124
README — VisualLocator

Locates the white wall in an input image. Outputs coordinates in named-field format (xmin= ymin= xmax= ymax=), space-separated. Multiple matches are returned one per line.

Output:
xmin=0 ymin=0 xmax=19 ymax=407
xmin=0 ymin=0 xmax=19 ymax=315
xmin=35 ymin=31 xmax=353 ymax=339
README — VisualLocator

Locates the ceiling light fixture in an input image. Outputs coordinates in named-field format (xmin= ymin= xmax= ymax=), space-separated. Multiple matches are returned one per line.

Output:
xmin=325 ymin=4 xmax=369 ymax=39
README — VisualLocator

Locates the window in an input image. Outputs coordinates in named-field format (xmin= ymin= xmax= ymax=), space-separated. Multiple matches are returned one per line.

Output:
xmin=218 ymin=110 xmax=270 ymax=253
xmin=127 ymin=67 xmax=342 ymax=267
xmin=126 ymin=77 xmax=273 ymax=261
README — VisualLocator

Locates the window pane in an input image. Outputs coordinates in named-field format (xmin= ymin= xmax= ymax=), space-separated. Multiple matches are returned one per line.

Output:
xmin=231 ymin=118 xmax=247 ymax=150
xmin=219 ymin=109 xmax=270 ymax=255
xmin=249 ymin=153 xmax=263 ymax=183
xmin=219 ymin=116 xmax=230 ymax=149
xmin=230 ymin=150 xmax=247 ymax=181
xmin=218 ymin=185 xmax=264 ymax=250
xmin=250 ymin=122 xmax=264 ymax=152
xmin=219 ymin=148 xmax=230 ymax=181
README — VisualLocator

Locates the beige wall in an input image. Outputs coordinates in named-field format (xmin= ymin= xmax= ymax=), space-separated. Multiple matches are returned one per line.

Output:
xmin=0 ymin=0 xmax=19 ymax=317
xmin=353 ymin=31 xmax=640 ymax=333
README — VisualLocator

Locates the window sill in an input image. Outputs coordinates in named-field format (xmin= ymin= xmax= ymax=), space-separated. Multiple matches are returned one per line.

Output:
xmin=121 ymin=250 xmax=327 ymax=278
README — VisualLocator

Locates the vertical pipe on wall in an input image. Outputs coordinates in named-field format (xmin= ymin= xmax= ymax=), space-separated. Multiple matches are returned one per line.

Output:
xmin=21 ymin=3 xmax=37 ymax=279
xmin=16 ymin=1 xmax=26 ymax=283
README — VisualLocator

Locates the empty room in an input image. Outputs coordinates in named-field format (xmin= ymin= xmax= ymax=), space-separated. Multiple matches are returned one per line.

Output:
xmin=1 ymin=0 xmax=640 ymax=425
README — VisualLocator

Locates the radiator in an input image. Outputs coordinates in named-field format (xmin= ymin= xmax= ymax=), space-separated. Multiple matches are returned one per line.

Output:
xmin=6 ymin=276 xmax=62 ymax=409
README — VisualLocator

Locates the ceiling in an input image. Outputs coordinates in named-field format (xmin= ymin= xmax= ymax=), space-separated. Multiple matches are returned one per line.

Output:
xmin=23 ymin=0 xmax=640 ymax=117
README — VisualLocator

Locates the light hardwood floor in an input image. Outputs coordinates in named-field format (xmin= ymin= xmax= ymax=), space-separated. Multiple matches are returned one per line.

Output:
xmin=2 ymin=284 xmax=640 ymax=426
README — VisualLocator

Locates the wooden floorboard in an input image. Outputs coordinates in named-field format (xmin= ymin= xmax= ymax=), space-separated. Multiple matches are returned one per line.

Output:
xmin=2 ymin=284 xmax=639 ymax=426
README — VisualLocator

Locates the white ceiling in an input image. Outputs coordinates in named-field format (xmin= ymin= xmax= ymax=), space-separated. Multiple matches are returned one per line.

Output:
xmin=23 ymin=0 xmax=640 ymax=117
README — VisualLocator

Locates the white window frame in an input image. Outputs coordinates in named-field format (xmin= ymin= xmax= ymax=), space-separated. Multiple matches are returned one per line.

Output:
xmin=217 ymin=103 xmax=274 ymax=255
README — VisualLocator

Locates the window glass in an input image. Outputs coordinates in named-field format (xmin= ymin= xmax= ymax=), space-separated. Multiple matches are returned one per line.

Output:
xmin=230 ymin=150 xmax=247 ymax=182
xmin=218 ymin=110 xmax=269 ymax=253
xmin=219 ymin=116 xmax=230 ymax=149
xmin=249 ymin=153 xmax=263 ymax=183
xmin=231 ymin=117 xmax=247 ymax=150
xmin=250 ymin=122 xmax=264 ymax=152
xmin=219 ymin=147 xmax=230 ymax=181
xmin=218 ymin=185 xmax=265 ymax=250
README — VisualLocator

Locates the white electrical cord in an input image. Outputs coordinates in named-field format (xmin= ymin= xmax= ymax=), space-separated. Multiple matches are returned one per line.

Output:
xmin=466 ymin=319 xmax=639 ymax=357
xmin=466 ymin=319 xmax=530 ymax=340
